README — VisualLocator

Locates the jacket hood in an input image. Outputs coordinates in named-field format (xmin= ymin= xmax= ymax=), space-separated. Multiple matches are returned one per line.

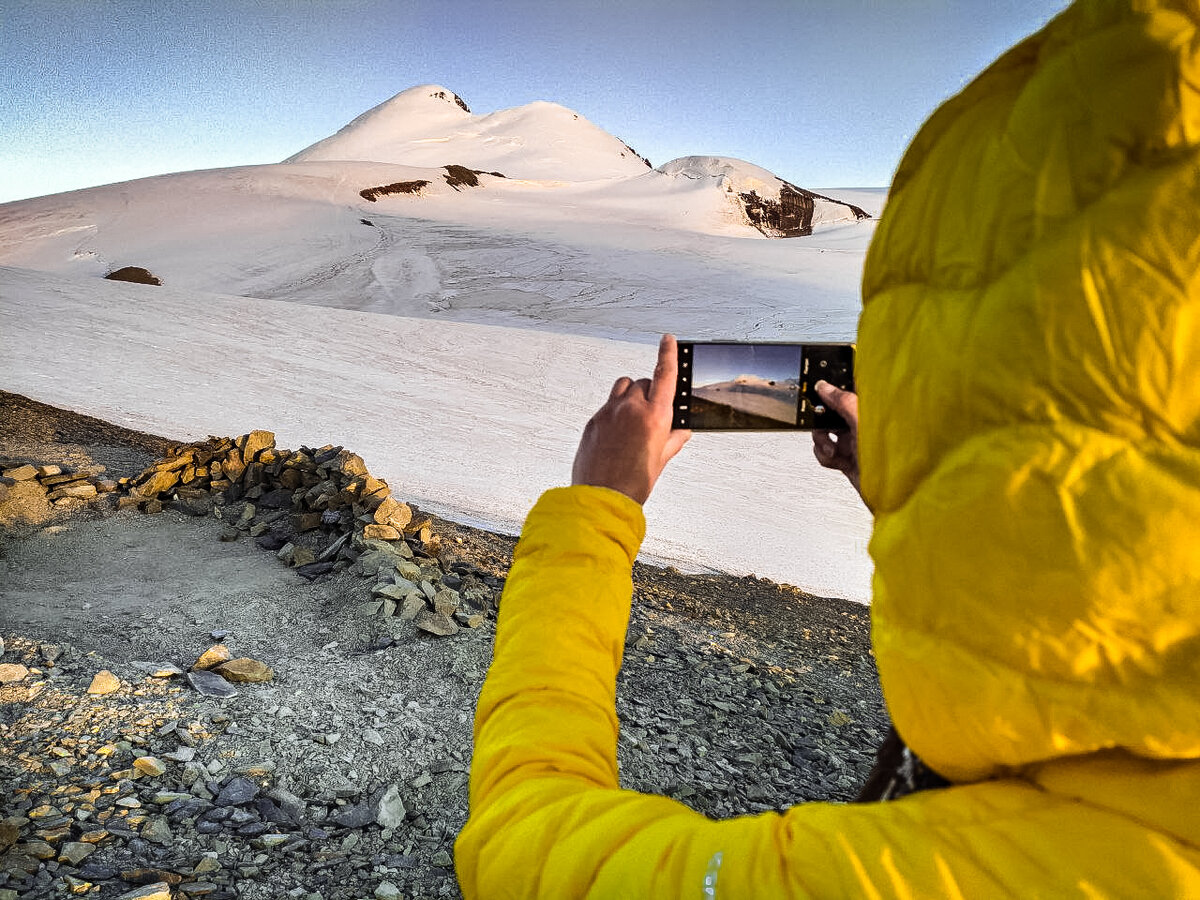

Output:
xmin=858 ymin=0 xmax=1200 ymax=782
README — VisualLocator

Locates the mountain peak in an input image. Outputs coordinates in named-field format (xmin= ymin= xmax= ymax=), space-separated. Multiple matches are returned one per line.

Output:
xmin=378 ymin=84 xmax=472 ymax=114
xmin=286 ymin=85 xmax=651 ymax=182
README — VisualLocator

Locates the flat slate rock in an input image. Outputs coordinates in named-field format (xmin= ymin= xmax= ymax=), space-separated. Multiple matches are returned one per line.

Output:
xmin=186 ymin=670 xmax=237 ymax=699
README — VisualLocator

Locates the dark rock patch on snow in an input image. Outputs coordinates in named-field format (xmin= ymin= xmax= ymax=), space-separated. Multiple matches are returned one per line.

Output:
xmin=740 ymin=185 xmax=869 ymax=238
xmin=442 ymin=165 xmax=480 ymax=190
xmin=618 ymin=140 xmax=653 ymax=169
xmin=430 ymin=88 xmax=470 ymax=113
xmin=359 ymin=181 xmax=432 ymax=202
xmin=104 ymin=266 xmax=161 ymax=286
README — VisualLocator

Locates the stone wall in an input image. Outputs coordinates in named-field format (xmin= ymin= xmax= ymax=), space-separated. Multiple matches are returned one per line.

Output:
xmin=2 ymin=432 xmax=497 ymax=639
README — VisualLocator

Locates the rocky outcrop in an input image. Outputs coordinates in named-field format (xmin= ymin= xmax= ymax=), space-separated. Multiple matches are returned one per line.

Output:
xmin=359 ymin=165 xmax=504 ymax=201
xmin=359 ymin=181 xmax=431 ymax=201
xmin=656 ymin=156 xmax=870 ymax=238
xmin=739 ymin=185 xmax=869 ymax=238
xmin=429 ymin=88 xmax=470 ymax=113
xmin=104 ymin=267 xmax=161 ymax=286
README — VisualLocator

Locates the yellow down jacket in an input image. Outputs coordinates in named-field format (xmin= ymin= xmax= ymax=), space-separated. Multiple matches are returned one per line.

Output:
xmin=456 ymin=2 xmax=1200 ymax=896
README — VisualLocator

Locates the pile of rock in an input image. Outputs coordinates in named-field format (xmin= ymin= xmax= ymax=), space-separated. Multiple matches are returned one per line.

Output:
xmin=0 ymin=461 xmax=119 ymax=524
xmin=116 ymin=432 xmax=497 ymax=639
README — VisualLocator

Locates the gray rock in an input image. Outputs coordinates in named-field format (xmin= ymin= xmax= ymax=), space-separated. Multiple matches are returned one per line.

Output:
xmin=117 ymin=884 xmax=173 ymax=900
xmin=267 ymin=787 xmax=307 ymax=824
xmin=331 ymin=801 xmax=374 ymax=829
xmin=141 ymin=816 xmax=173 ymax=844
xmin=132 ymin=661 xmax=184 ymax=678
xmin=398 ymin=594 xmax=426 ymax=622
xmin=215 ymin=776 xmax=260 ymax=807
xmin=187 ymin=670 xmax=237 ymax=699
xmin=374 ymin=785 xmax=406 ymax=829
xmin=433 ymin=588 xmax=460 ymax=616
xmin=414 ymin=610 xmax=458 ymax=637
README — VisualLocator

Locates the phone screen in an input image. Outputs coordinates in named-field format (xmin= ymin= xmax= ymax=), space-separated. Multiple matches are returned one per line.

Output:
xmin=673 ymin=342 xmax=854 ymax=431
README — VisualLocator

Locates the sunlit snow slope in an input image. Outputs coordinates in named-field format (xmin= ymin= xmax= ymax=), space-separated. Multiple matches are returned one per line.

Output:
xmin=0 ymin=84 xmax=883 ymax=601
xmin=287 ymin=84 xmax=652 ymax=182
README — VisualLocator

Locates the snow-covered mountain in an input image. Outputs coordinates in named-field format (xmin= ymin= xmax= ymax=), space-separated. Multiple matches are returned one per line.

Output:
xmin=0 ymin=85 xmax=882 ymax=601
xmin=287 ymin=84 xmax=652 ymax=182
xmin=657 ymin=157 xmax=867 ymax=237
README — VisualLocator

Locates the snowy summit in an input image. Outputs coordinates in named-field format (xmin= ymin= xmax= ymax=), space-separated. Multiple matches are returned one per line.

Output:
xmin=287 ymin=84 xmax=653 ymax=182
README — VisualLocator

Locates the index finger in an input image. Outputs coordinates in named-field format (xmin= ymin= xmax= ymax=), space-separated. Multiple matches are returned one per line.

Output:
xmin=648 ymin=334 xmax=679 ymax=408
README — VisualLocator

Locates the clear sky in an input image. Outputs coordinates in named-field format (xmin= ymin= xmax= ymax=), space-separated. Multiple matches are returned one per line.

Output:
xmin=693 ymin=344 xmax=802 ymax=387
xmin=1 ymin=0 xmax=1067 ymax=204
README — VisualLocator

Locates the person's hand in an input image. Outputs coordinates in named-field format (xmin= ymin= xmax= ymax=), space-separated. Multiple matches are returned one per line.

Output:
xmin=572 ymin=335 xmax=692 ymax=505
xmin=812 ymin=381 xmax=870 ymax=510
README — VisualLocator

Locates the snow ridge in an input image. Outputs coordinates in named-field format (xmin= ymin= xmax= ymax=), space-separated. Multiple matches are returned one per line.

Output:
xmin=287 ymin=84 xmax=651 ymax=182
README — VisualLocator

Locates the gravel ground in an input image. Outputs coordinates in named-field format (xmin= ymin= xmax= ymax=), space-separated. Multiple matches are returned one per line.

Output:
xmin=0 ymin=390 xmax=887 ymax=900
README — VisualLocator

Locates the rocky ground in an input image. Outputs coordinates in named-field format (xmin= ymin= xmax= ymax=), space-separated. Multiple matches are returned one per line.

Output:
xmin=0 ymin=390 xmax=888 ymax=900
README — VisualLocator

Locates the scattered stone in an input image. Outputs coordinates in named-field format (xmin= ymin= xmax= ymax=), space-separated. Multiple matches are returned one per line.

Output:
xmin=363 ymin=523 xmax=401 ymax=541
xmin=87 ymin=670 xmax=121 ymax=694
xmin=193 ymin=854 xmax=221 ymax=875
xmin=296 ymin=561 xmax=335 ymax=580
xmin=219 ymin=526 xmax=241 ymax=542
xmin=375 ymin=882 xmax=403 ymax=900
xmin=398 ymin=594 xmax=426 ymax=622
xmin=133 ymin=756 xmax=167 ymax=777
xmin=0 ymin=663 xmax=29 ymax=683
xmin=375 ymin=785 xmax=406 ymax=829
xmin=433 ymin=588 xmax=460 ymax=616
xmin=132 ymin=661 xmax=184 ymax=678
xmin=58 ymin=841 xmax=96 ymax=864
xmin=215 ymin=777 xmax=259 ymax=807
xmin=193 ymin=644 xmax=231 ymax=671
xmin=121 ymin=868 xmax=184 ymax=886
xmin=214 ymin=658 xmax=274 ymax=683
xmin=0 ymin=821 xmax=18 ymax=852
xmin=140 ymin=816 xmax=173 ymax=844
xmin=117 ymin=883 xmax=173 ymax=900
xmin=187 ymin=670 xmax=238 ymax=699
xmin=22 ymin=839 xmax=55 ymax=861
xmin=331 ymin=801 xmax=374 ymax=829
xmin=3 ymin=464 xmax=38 ymax=481
xmin=414 ymin=610 xmax=459 ymax=637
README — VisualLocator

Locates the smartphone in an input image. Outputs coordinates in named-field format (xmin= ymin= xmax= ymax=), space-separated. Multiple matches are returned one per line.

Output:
xmin=673 ymin=341 xmax=855 ymax=431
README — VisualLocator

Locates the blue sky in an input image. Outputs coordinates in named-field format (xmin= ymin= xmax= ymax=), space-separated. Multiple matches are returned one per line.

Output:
xmin=692 ymin=343 xmax=802 ymax=387
xmin=1 ymin=0 xmax=1066 ymax=203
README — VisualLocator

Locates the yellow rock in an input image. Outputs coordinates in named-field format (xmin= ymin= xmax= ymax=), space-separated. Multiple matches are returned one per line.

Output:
xmin=87 ymin=671 xmax=120 ymax=695
xmin=133 ymin=757 xmax=167 ymax=777
xmin=214 ymin=658 xmax=274 ymax=683
xmin=193 ymin=644 xmax=231 ymax=671
xmin=0 ymin=663 xmax=29 ymax=683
